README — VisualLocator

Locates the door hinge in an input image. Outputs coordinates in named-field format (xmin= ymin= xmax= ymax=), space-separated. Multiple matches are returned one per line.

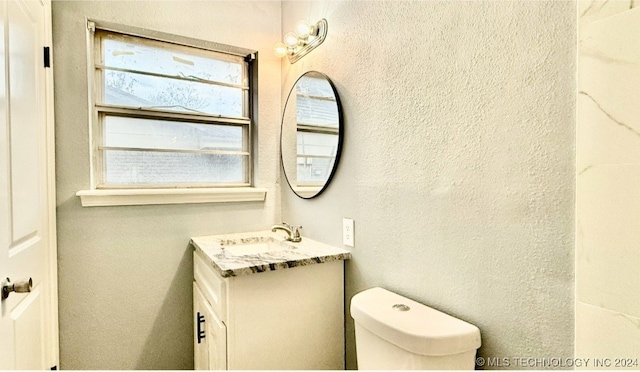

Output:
xmin=44 ymin=47 xmax=51 ymax=68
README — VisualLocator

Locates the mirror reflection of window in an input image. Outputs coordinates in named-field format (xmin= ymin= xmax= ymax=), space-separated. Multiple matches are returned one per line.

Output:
xmin=281 ymin=71 xmax=342 ymax=199
xmin=295 ymin=76 xmax=339 ymax=186
xmin=296 ymin=131 xmax=337 ymax=184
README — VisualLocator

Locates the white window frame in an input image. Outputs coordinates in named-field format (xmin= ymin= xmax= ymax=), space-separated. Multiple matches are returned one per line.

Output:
xmin=77 ymin=20 xmax=266 ymax=206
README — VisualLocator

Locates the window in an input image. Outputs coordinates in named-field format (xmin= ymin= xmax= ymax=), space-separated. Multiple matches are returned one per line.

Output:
xmin=88 ymin=21 xmax=255 ymax=189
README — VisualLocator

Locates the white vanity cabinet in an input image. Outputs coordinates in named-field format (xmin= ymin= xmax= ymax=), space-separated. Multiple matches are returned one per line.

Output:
xmin=192 ymin=238 xmax=348 ymax=370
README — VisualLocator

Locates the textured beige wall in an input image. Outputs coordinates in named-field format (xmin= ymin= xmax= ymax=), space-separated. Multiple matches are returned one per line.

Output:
xmin=576 ymin=1 xmax=640 ymax=363
xmin=280 ymin=1 xmax=576 ymax=368
xmin=52 ymin=1 xmax=281 ymax=369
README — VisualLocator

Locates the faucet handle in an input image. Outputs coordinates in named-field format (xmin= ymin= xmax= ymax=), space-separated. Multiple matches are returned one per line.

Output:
xmin=289 ymin=225 xmax=302 ymax=241
xmin=281 ymin=221 xmax=291 ymax=229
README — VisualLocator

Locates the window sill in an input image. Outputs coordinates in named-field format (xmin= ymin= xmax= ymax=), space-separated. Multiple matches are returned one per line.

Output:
xmin=76 ymin=187 xmax=267 ymax=207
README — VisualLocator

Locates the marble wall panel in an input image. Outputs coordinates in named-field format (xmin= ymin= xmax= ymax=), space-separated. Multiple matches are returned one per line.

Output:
xmin=577 ymin=165 xmax=640 ymax=318
xmin=577 ymin=3 xmax=640 ymax=363
xmin=576 ymin=302 xmax=640 ymax=363
xmin=579 ymin=0 xmax=639 ymax=29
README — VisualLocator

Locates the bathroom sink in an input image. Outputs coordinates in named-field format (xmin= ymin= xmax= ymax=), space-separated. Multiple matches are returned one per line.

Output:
xmin=220 ymin=237 xmax=290 ymax=256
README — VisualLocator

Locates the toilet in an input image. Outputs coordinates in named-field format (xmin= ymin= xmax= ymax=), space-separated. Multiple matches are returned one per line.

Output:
xmin=350 ymin=287 xmax=481 ymax=370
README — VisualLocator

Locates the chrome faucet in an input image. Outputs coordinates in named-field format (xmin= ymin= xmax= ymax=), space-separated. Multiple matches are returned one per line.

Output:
xmin=271 ymin=222 xmax=302 ymax=243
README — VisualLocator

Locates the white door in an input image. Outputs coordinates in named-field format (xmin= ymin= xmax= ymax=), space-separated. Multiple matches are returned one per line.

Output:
xmin=0 ymin=0 xmax=57 ymax=369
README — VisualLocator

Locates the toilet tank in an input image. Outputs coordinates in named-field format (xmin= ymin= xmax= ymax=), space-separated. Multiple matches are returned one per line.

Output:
xmin=350 ymin=287 xmax=481 ymax=370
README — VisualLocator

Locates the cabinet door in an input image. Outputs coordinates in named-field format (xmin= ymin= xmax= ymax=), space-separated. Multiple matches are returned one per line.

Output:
xmin=194 ymin=282 xmax=227 ymax=370
xmin=194 ymin=282 xmax=210 ymax=370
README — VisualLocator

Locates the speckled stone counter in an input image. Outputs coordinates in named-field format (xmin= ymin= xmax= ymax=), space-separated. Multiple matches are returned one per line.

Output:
xmin=190 ymin=230 xmax=351 ymax=277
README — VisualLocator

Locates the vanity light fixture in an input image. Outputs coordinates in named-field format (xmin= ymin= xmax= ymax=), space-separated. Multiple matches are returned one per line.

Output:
xmin=273 ymin=19 xmax=328 ymax=63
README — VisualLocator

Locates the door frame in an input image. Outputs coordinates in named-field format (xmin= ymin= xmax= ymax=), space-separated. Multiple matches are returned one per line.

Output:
xmin=42 ymin=0 xmax=59 ymax=367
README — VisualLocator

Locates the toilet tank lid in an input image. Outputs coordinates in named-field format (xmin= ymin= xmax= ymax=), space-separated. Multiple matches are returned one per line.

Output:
xmin=350 ymin=287 xmax=481 ymax=356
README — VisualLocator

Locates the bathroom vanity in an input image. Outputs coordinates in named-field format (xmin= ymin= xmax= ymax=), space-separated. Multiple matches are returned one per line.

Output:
xmin=190 ymin=231 xmax=351 ymax=370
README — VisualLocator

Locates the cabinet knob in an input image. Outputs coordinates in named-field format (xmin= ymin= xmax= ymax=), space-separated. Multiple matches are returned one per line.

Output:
xmin=2 ymin=277 xmax=33 ymax=300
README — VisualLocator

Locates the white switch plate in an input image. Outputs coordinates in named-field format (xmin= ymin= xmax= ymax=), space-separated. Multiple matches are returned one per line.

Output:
xmin=343 ymin=218 xmax=354 ymax=247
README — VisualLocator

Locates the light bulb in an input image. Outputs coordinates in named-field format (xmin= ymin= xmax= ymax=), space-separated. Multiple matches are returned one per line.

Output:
xmin=284 ymin=32 xmax=299 ymax=48
xmin=295 ymin=20 xmax=312 ymax=39
xmin=273 ymin=42 xmax=287 ymax=58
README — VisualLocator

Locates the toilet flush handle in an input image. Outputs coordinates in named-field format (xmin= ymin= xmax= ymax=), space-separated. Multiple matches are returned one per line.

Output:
xmin=392 ymin=303 xmax=411 ymax=311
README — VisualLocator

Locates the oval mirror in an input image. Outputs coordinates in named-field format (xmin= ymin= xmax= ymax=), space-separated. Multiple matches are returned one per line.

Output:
xmin=281 ymin=71 xmax=343 ymax=199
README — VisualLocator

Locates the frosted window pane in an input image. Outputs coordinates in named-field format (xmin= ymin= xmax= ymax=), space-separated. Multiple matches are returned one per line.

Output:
xmin=296 ymin=157 xmax=335 ymax=183
xmin=296 ymin=76 xmax=338 ymax=127
xmin=94 ymin=29 xmax=252 ymax=187
xmin=104 ymin=116 xmax=243 ymax=152
xmin=104 ymin=150 xmax=245 ymax=185
xmin=297 ymin=132 xmax=338 ymax=157
xmin=296 ymin=76 xmax=333 ymax=98
xmin=102 ymin=36 xmax=243 ymax=85
xmin=103 ymin=70 xmax=243 ymax=117
xmin=296 ymin=96 xmax=339 ymax=127
xmin=296 ymin=131 xmax=338 ymax=183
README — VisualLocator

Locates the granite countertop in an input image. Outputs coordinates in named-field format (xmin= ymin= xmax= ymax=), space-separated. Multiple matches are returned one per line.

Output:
xmin=190 ymin=230 xmax=351 ymax=278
